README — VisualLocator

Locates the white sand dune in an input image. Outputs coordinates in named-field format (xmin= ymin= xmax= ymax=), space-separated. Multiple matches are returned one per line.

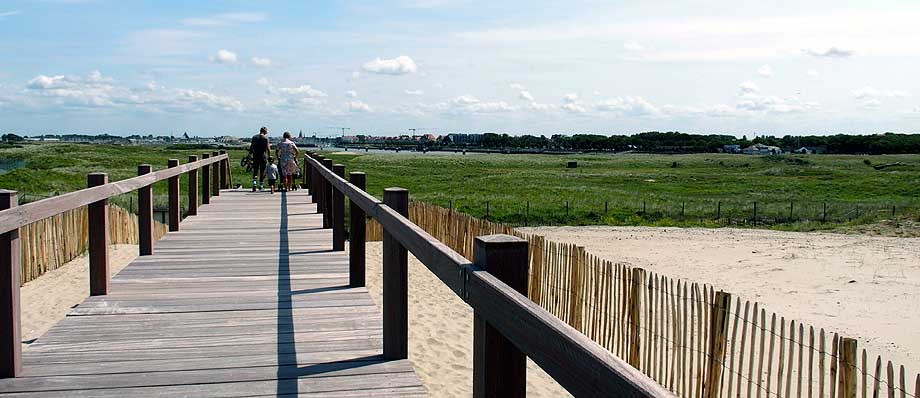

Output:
xmin=520 ymin=226 xmax=920 ymax=379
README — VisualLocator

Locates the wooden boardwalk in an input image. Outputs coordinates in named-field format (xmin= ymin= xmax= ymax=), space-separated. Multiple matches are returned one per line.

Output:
xmin=0 ymin=190 xmax=425 ymax=397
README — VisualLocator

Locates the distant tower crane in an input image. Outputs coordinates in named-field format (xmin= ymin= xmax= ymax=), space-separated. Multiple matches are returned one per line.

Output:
xmin=326 ymin=126 xmax=351 ymax=137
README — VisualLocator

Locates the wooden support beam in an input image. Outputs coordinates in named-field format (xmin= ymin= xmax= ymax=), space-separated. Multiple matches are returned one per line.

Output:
xmin=87 ymin=173 xmax=109 ymax=296
xmin=349 ymin=172 xmax=366 ymax=287
xmin=314 ymin=155 xmax=325 ymax=214
xmin=167 ymin=159 xmax=180 ymax=232
xmin=211 ymin=152 xmax=220 ymax=197
xmin=201 ymin=153 xmax=211 ymax=205
xmin=332 ymin=164 xmax=346 ymax=251
xmin=304 ymin=155 xmax=314 ymax=202
xmin=0 ymin=190 xmax=21 ymax=378
xmin=137 ymin=165 xmax=153 ymax=255
xmin=383 ymin=187 xmax=409 ymax=360
xmin=187 ymin=156 xmax=198 ymax=216
xmin=301 ymin=154 xmax=308 ymax=188
xmin=219 ymin=150 xmax=227 ymax=189
xmin=322 ymin=159 xmax=333 ymax=229
xmin=472 ymin=234 xmax=528 ymax=398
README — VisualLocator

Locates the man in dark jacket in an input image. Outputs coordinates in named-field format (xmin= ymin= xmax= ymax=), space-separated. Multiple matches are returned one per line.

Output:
xmin=250 ymin=127 xmax=271 ymax=191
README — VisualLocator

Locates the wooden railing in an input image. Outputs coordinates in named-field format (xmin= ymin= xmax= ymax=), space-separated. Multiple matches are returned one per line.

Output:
xmin=302 ymin=151 xmax=674 ymax=398
xmin=0 ymin=151 xmax=231 ymax=378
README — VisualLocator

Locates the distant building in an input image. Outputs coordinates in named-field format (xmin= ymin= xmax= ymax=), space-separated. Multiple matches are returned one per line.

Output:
xmin=723 ymin=144 xmax=741 ymax=153
xmin=742 ymin=143 xmax=782 ymax=155
xmin=445 ymin=133 xmax=483 ymax=145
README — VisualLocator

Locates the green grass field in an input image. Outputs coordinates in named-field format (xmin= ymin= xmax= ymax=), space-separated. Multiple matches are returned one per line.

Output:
xmin=319 ymin=150 xmax=920 ymax=233
xmin=1 ymin=143 xmax=918 ymax=234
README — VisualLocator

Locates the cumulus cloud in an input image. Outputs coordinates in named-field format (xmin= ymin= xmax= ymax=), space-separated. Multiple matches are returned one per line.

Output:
xmin=595 ymin=96 xmax=658 ymax=116
xmin=256 ymin=77 xmax=272 ymax=86
xmin=519 ymin=90 xmax=534 ymax=101
xmin=561 ymin=103 xmax=587 ymax=113
xmin=623 ymin=41 xmax=644 ymax=51
xmin=432 ymin=95 xmax=515 ymax=114
xmin=270 ymin=84 xmax=327 ymax=97
xmin=347 ymin=100 xmax=372 ymax=112
xmin=362 ymin=55 xmax=418 ymax=75
xmin=181 ymin=12 xmax=268 ymax=27
xmin=23 ymin=71 xmax=243 ymax=112
xmin=738 ymin=81 xmax=760 ymax=96
xmin=210 ymin=49 xmax=238 ymax=64
xmin=562 ymin=93 xmax=579 ymax=103
xmin=852 ymin=86 xmax=910 ymax=108
xmin=757 ymin=64 xmax=774 ymax=78
xmin=345 ymin=90 xmax=357 ymax=98
xmin=736 ymin=95 xmax=819 ymax=114
xmin=508 ymin=83 xmax=525 ymax=90
xmin=803 ymin=46 xmax=853 ymax=58
xmin=404 ymin=89 xmax=424 ymax=96
xmin=251 ymin=57 xmax=273 ymax=67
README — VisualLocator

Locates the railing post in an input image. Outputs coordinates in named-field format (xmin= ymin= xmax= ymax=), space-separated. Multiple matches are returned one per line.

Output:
xmin=167 ymin=159 xmax=180 ymax=232
xmin=301 ymin=154 xmax=308 ymax=189
xmin=0 ymin=190 xmax=21 ymax=378
xmin=201 ymin=153 xmax=211 ymax=204
xmin=314 ymin=155 xmax=325 ymax=214
xmin=219 ymin=150 xmax=227 ymax=189
xmin=383 ymin=187 xmax=409 ymax=360
xmin=332 ymin=164 xmax=345 ymax=251
xmin=138 ymin=165 xmax=154 ymax=255
xmin=322 ymin=159 xmax=333 ymax=229
xmin=87 ymin=173 xmax=109 ymax=296
xmin=349 ymin=172 xmax=366 ymax=287
xmin=472 ymin=234 xmax=528 ymax=398
xmin=211 ymin=151 xmax=220 ymax=197
xmin=304 ymin=154 xmax=314 ymax=202
xmin=187 ymin=155 xmax=198 ymax=216
xmin=704 ymin=291 xmax=732 ymax=398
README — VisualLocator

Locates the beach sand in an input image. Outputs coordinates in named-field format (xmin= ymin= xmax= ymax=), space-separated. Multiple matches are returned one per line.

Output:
xmin=363 ymin=242 xmax=572 ymax=397
xmin=519 ymin=226 xmax=920 ymax=378
xmin=20 ymin=244 xmax=138 ymax=348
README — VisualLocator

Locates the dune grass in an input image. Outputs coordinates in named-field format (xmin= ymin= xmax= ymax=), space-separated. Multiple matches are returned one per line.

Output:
xmin=319 ymin=150 xmax=920 ymax=232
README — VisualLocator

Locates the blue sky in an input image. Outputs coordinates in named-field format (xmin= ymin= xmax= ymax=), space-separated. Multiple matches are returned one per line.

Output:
xmin=0 ymin=0 xmax=918 ymax=137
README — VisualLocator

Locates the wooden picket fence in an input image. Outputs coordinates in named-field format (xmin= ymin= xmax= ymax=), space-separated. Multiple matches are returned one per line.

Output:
xmin=366 ymin=201 xmax=919 ymax=398
xmin=18 ymin=205 xmax=168 ymax=285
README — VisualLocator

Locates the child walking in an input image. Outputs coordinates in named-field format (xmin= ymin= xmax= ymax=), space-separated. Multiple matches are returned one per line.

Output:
xmin=265 ymin=157 xmax=279 ymax=194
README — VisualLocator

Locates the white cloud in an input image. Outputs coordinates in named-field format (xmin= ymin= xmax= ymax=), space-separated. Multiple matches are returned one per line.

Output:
xmin=362 ymin=55 xmax=418 ymax=75
xmin=757 ymin=65 xmax=774 ymax=78
xmin=181 ymin=12 xmax=268 ymax=27
xmin=807 ymin=69 xmax=820 ymax=78
xmin=349 ymin=71 xmax=361 ymax=81
xmin=433 ymin=95 xmax=516 ymax=114
xmin=404 ymin=89 xmax=424 ymax=96
xmin=345 ymin=90 xmax=357 ymax=98
xmin=595 ymin=96 xmax=658 ymax=116
xmin=802 ymin=46 xmax=853 ymax=58
xmin=256 ymin=77 xmax=271 ymax=86
xmin=738 ymin=81 xmax=760 ymax=95
xmin=23 ymin=71 xmax=244 ymax=112
xmin=251 ymin=57 xmax=273 ymax=67
xmin=508 ymin=83 xmax=525 ymax=90
xmin=519 ymin=90 xmax=534 ymax=101
xmin=209 ymin=49 xmax=238 ymax=65
xmin=561 ymin=103 xmax=586 ymax=113
xmin=736 ymin=95 xmax=819 ymax=114
xmin=852 ymin=86 xmax=911 ymax=108
xmin=0 ymin=10 xmax=20 ymax=18
xmin=623 ymin=41 xmax=644 ymax=51
xmin=270 ymin=84 xmax=327 ymax=97
xmin=562 ymin=93 xmax=579 ymax=104
xmin=347 ymin=100 xmax=372 ymax=112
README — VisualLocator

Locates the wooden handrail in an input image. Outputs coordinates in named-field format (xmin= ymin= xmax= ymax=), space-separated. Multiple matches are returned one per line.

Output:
xmin=0 ymin=154 xmax=228 ymax=235
xmin=304 ymin=153 xmax=675 ymax=397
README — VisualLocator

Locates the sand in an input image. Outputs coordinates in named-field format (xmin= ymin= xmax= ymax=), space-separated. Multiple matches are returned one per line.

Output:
xmin=363 ymin=242 xmax=572 ymax=397
xmin=20 ymin=244 xmax=138 ymax=348
xmin=519 ymin=226 xmax=920 ymax=378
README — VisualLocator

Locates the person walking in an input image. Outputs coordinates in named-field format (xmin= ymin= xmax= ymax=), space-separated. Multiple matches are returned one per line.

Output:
xmin=274 ymin=131 xmax=300 ymax=192
xmin=249 ymin=127 xmax=271 ymax=191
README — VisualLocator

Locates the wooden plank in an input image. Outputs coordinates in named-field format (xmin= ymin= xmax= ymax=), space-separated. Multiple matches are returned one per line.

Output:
xmin=6 ymin=191 xmax=423 ymax=395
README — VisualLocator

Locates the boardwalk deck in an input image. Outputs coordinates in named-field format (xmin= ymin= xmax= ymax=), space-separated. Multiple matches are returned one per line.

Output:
xmin=0 ymin=190 xmax=426 ymax=397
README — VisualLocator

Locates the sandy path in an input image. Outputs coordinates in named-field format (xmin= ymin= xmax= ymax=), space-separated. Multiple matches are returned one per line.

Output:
xmin=520 ymin=226 xmax=920 ymax=377
xmin=363 ymin=242 xmax=572 ymax=397
xmin=20 ymin=244 xmax=138 ymax=348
